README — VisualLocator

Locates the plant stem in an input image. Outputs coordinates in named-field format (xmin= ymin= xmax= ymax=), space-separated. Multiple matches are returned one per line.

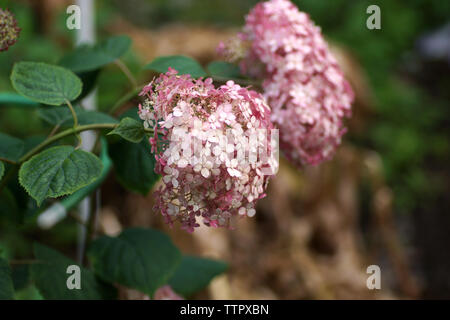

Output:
xmin=109 ymin=83 xmax=146 ymax=116
xmin=0 ymin=123 xmax=116 ymax=196
xmin=115 ymin=59 xmax=138 ymax=88
xmin=0 ymin=157 xmax=17 ymax=165
xmin=18 ymin=123 xmax=118 ymax=163
xmin=0 ymin=125 xmax=116 ymax=194
xmin=17 ymin=123 xmax=153 ymax=164
xmin=65 ymin=99 xmax=78 ymax=127
xmin=65 ymin=99 xmax=82 ymax=148
xmin=47 ymin=124 xmax=61 ymax=139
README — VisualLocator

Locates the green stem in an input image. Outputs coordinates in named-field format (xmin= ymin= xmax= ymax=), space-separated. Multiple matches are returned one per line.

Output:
xmin=18 ymin=123 xmax=118 ymax=164
xmin=115 ymin=59 xmax=138 ymax=88
xmin=18 ymin=123 xmax=153 ymax=164
xmin=0 ymin=121 xmax=99 ymax=192
xmin=66 ymin=99 xmax=78 ymax=128
xmin=0 ymin=157 xmax=17 ymax=165
xmin=47 ymin=124 xmax=61 ymax=138
xmin=65 ymin=99 xmax=82 ymax=148
xmin=109 ymin=83 xmax=146 ymax=115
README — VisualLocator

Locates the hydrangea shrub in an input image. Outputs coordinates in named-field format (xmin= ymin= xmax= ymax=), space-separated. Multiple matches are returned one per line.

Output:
xmin=0 ymin=0 xmax=353 ymax=300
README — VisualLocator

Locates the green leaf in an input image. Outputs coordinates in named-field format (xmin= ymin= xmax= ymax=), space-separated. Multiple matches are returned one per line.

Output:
xmin=37 ymin=106 xmax=74 ymax=126
xmin=109 ymin=139 xmax=159 ymax=195
xmin=37 ymin=106 xmax=118 ymax=127
xmin=23 ymin=136 xmax=47 ymax=154
xmin=31 ymin=243 xmax=116 ymax=300
xmin=14 ymin=285 xmax=43 ymax=300
xmin=62 ymin=111 xmax=118 ymax=127
xmin=19 ymin=146 xmax=103 ymax=205
xmin=0 ymin=257 xmax=15 ymax=300
xmin=168 ymin=256 xmax=228 ymax=297
xmin=144 ymin=55 xmax=207 ymax=78
xmin=87 ymin=227 xmax=181 ymax=297
xmin=0 ymin=133 xmax=24 ymax=162
xmin=108 ymin=117 xmax=145 ymax=143
xmin=11 ymin=62 xmax=82 ymax=106
xmin=207 ymin=61 xmax=242 ymax=79
xmin=0 ymin=161 xmax=4 ymax=181
xmin=59 ymin=35 xmax=132 ymax=73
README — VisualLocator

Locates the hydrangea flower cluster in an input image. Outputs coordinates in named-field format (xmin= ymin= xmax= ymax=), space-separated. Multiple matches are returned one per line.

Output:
xmin=0 ymin=8 xmax=21 ymax=52
xmin=219 ymin=0 xmax=354 ymax=167
xmin=139 ymin=68 xmax=278 ymax=232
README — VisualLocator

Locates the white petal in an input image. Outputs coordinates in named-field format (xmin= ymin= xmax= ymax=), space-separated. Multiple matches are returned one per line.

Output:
xmin=178 ymin=158 xmax=188 ymax=168
xmin=247 ymin=208 xmax=256 ymax=217
xmin=201 ymin=168 xmax=210 ymax=178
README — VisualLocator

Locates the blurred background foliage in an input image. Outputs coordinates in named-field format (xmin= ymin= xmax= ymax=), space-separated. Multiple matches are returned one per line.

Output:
xmin=0 ymin=0 xmax=449 ymax=298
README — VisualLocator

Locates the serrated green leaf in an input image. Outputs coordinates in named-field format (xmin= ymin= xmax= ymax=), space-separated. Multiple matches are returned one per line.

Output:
xmin=144 ymin=55 xmax=207 ymax=78
xmin=168 ymin=256 xmax=228 ymax=297
xmin=0 ymin=133 xmax=24 ymax=162
xmin=37 ymin=106 xmax=118 ymax=127
xmin=109 ymin=138 xmax=159 ymax=195
xmin=0 ymin=161 xmax=4 ymax=181
xmin=19 ymin=146 xmax=103 ymax=205
xmin=0 ymin=257 xmax=15 ymax=300
xmin=31 ymin=243 xmax=116 ymax=300
xmin=87 ymin=227 xmax=182 ymax=297
xmin=59 ymin=35 xmax=132 ymax=73
xmin=11 ymin=62 xmax=82 ymax=106
xmin=108 ymin=117 xmax=145 ymax=143
xmin=207 ymin=61 xmax=242 ymax=79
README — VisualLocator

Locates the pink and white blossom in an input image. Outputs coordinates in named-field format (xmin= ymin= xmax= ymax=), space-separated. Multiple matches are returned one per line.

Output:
xmin=139 ymin=68 xmax=278 ymax=232
xmin=219 ymin=0 xmax=354 ymax=167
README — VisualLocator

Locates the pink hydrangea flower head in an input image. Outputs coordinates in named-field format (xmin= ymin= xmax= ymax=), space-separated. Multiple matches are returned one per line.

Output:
xmin=0 ymin=8 xmax=21 ymax=52
xmin=220 ymin=0 xmax=354 ymax=167
xmin=139 ymin=69 xmax=278 ymax=232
